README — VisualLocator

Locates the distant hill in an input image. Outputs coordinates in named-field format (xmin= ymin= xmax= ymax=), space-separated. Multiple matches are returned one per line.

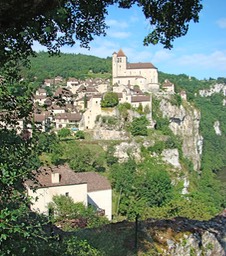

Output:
xmin=21 ymin=51 xmax=112 ymax=82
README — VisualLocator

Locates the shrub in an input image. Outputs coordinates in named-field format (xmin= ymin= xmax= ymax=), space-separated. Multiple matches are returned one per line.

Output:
xmin=101 ymin=92 xmax=119 ymax=108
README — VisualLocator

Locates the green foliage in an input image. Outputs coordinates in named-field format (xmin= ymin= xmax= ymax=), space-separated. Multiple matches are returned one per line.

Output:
xmin=49 ymin=195 xmax=109 ymax=230
xmin=143 ymin=104 xmax=151 ymax=115
xmin=64 ymin=237 xmax=101 ymax=256
xmin=75 ymin=130 xmax=85 ymax=140
xmin=139 ymin=158 xmax=173 ymax=207
xmin=117 ymin=102 xmax=131 ymax=122
xmin=152 ymin=97 xmax=171 ymax=134
xmin=130 ymin=116 xmax=149 ymax=136
xmin=194 ymin=94 xmax=226 ymax=172
xmin=36 ymin=132 xmax=59 ymax=153
xmin=58 ymin=127 xmax=71 ymax=138
xmin=170 ymin=94 xmax=182 ymax=106
xmin=101 ymin=92 xmax=119 ymax=108
xmin=110 ymin=158 xmax=172 ymax=219
xmin=137 ymin=103 xmax=143 ymax=114
xmin=65 ymin=142 xmax=106 ymax=172
xmin=106 ymin=145 xmax=118 ymax=166
xmin=148 ymin=140 xmax=165 ymax=154
xmin=21 ymin=52 xmax=112 ymax=82
xmin=51 ymin=143 xmax=65 ymax=165
xmin=0 ymin=80 xmax=50 ymax=255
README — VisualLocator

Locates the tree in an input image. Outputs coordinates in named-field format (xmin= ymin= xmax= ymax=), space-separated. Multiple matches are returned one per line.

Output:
xmin=0 ymin=80 xmax=52 ymax=255
xmin=101 ymin=92 xmax=119 ymax=108
xmin=130 ymin=116 xmax=149 ymax=136
xmin=0 ymin=0 xmax=202 ymax=66
xmin=58 ymin=127 xmax=71 ymax=138
xmin=48 ymin=195 xmax=109 ymax=229
xmin=75 ymin=130 xmax=85 ymax=140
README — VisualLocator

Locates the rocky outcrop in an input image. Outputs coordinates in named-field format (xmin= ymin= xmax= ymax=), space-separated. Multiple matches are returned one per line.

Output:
xmin=161 ymin=148 xmax=181 ymax=169
xmin=114 ymin=141 xmax=141 ymax=162
xmin=199 ymin=83 xmax=226 ymax=97
xmin=214 ymin=120 xmax=222 ymax=136
xmin=159 ymin=98 xmax=203 ymax=171
xmin=140 ymin=214 xmax=226 ymax=255
xmin=93 ymin=129 xmax=129 ymax=140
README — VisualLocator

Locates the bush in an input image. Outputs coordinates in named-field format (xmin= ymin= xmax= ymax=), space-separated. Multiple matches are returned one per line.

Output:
xmin=101 ymin=92 xmax=119 ymax=108
xmin=130 ymin=116 xmax=149 ymax=136
xmin=58 ymin=128 xmax=71 ymax=138
xmin=75 ymin=130 xmax=85 ymax=140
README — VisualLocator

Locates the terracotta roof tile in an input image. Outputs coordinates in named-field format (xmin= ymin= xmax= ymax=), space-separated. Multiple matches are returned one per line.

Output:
xmin=34 ymin=114 xmax=46 ymax=122
xmin=131 ymin=95 xmax=150 ymax=102
xmin=117 ymin=49 xmax=126 ymax=57
xmin=25 ymin=165 xmax=111 ymax=192
xmin=127 ymin=62 xmax=156 ymax=69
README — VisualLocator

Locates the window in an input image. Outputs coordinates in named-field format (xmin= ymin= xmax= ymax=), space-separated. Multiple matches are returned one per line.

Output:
xmin=65 ymin=192 xmax=69 ymax=197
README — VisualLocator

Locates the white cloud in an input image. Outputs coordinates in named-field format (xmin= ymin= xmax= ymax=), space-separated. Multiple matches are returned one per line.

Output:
xmin=176 ymin=51 xmax=226 ymax=70
xmin=108 ymin=31 xmax=131 ymax=39
xmin=152 ymin=50 xmax=174 ymax=63
xmin=216 ymin=18 xmax=226 ymax=28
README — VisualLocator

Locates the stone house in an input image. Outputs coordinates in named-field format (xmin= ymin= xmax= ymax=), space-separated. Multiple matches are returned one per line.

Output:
xmin=53 ymin=112 xmax=82 ymax=130
xmin=35 ymin=88 xmax=47 ymax=96
xmin=131 ymin=95 xmax=152 ymax=110
xmin=180 ymin=90 xmax=187 ymax=101
xmin=162 ymin=79 xmax=175 ymax=93
xmin=82 ymin=95 xmax=102 ymax=129
xmin=34 ymin=113 xmax=51 ymax=132
xmin=66 ymin=77 xmax=80 ymax=94
xmin=25 ymin=165 xmax=112 ymax=220
xmin=33 ymin=89 xmax=47 ymax=106
xmin=44 ymin=79 xmax=54 ymax=87
xmin=54 ymin=87 xmax=73 ymax=103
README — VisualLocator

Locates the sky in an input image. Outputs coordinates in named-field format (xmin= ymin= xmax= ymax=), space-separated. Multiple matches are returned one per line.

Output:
xmin=33 ymin=0 xmax=226 ymax=80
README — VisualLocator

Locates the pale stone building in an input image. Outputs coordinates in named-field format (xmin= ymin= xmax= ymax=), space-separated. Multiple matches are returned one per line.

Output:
xmin=25 ymin=165 xmax=112 ymax=220
xmin=112 ymin=49 xmax=159 ymax=92
xmin=162 ymin=79 xmax=175 ymax=94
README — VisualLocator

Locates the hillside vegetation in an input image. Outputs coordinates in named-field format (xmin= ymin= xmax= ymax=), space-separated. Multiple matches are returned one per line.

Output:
xmin=20 ymin=51 xmax=112 ymax=82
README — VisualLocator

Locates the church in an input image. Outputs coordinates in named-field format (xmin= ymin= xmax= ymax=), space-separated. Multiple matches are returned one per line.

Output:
xmin=112 ymin=49 xmax=159 ymax=92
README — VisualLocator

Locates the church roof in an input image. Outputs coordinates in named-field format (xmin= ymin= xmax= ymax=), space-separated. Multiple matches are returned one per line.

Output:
xmin=127 ymin=62 xmax=156 ymax=69
xmin=117 ymin=49 xmax=126 ymax=57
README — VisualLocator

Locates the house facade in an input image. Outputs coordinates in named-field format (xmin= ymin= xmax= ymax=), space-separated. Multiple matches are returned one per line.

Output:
xmin=25 ymin=165 xmax=112 ymax=220
xmin=112 ymin=49 xmax=159 ymax=92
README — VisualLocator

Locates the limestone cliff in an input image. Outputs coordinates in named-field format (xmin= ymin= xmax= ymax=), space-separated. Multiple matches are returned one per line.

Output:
xmin=158 ymin=96 xmax=203 ymax=171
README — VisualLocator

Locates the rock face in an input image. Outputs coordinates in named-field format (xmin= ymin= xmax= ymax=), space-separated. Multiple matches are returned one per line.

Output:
xmin=93 ymin=129 xmax=129 ymax=140
xmin=161 ymin=148 xmax=181 ymax=169
xmin=114 ymin=141 xmax=141 ymax=162
xmin=140 ymin=214 xmax=226 ymax=256
xmin=159 ymin=98 xmax=203 ymax=171
xmin=199 ymin=83 xmax=226 ymax=97
xmin=214 ymin=120 xmax=222 ymax=136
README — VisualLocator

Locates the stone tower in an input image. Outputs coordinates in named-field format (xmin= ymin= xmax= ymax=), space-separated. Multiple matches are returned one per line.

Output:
xmin=112 ymin=49 xmax=127 ymax=80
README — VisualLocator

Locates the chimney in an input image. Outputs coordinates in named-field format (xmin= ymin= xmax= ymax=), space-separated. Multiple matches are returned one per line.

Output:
xmin=51 ymin=173 xmax=60 ymax=184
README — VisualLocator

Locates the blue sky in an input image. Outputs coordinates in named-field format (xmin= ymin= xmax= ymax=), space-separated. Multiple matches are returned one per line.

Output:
xmin=33 ymin=0 xmax=226 ymax=80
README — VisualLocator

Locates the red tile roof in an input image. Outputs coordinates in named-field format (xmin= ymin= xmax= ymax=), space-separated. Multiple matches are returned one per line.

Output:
xmin=26 ymin=165 xmax=111 ymax=192
xmin=34 ymin=114 xmax=46 ymax=122
xmin=131 ymin=95 xmax=150 ymax=102
xmin=68 ymin=113 xmax=82 ymax=122
xmin=117 ymin=49 xmax=126 ymax=57
xmin=127 ymin=62 xmax=156 ymax=69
